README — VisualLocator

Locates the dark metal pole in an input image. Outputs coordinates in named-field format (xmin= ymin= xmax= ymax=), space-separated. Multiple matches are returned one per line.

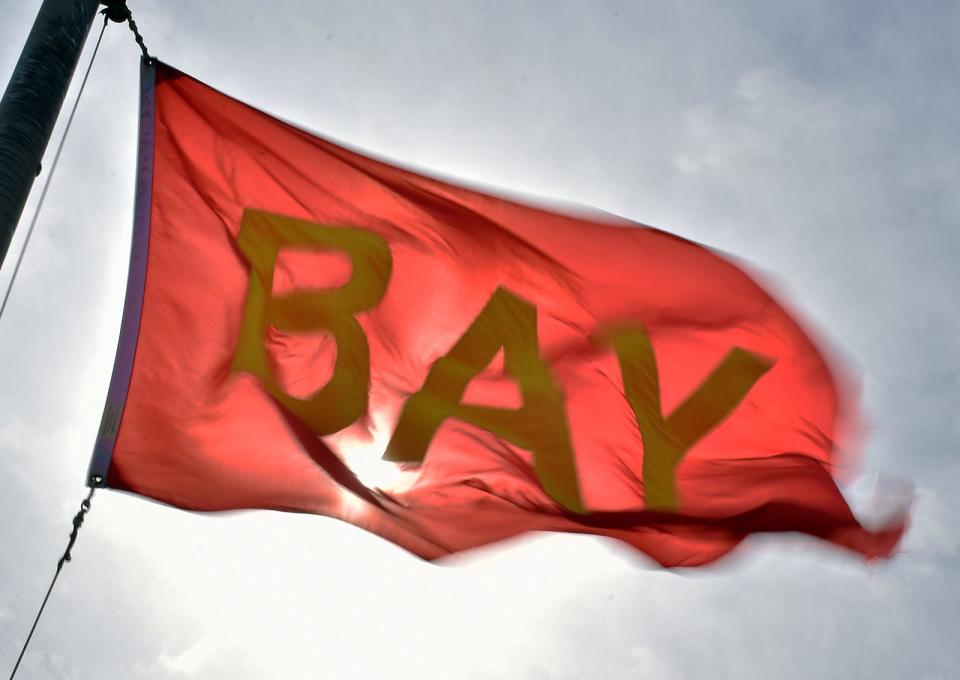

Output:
xmin=0 ymin=0 xmax=101 ymax=270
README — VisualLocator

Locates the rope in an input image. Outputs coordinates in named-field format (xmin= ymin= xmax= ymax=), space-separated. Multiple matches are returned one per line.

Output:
xmin=3 ymin=4 xmax=151 ymax=676
xmin=0 ymin=17 xmax=108 ymax=324
xmin=7 ymin=488 xmax=97 ymax=680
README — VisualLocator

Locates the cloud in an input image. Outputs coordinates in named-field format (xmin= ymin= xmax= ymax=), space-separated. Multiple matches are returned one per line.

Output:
xmin=157 ymin=638 xmax=219 ymax=676
xmin=152 ymin=637 xmax=261 ymax=678
xmin=0 ymin=2 xmax=957 ymax=679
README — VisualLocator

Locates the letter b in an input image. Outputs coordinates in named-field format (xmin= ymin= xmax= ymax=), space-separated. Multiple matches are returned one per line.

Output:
xmin=232 ymin=209 xmax=392 ymax=434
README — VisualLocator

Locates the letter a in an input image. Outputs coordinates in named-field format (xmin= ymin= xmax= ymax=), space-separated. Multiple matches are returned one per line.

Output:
xmin=233 ymin=209 xmax=392 ymax=435
xmin=385 ymin=287 xmax=585 ymax=513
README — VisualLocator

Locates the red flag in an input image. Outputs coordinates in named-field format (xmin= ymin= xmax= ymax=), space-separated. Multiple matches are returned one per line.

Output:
xmin=89 ymin=61 xmax=905 ymax=567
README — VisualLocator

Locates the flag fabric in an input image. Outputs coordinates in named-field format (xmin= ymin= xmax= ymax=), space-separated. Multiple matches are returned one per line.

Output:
xmin=89 ymin=60 xmax=906 ymax=567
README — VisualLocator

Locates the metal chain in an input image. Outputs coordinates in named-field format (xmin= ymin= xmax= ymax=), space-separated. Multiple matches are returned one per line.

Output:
xmin=100 ymin=1 xmax=154 ymax=63
xmin=124 ymin=12 xmax=152 ymax=62
xmin=57 ymin=488 xmax=96 ymax=569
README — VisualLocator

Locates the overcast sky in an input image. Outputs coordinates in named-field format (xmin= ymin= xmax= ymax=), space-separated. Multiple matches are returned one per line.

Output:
xmin=1 ymin=1 xmax=958 ymax=678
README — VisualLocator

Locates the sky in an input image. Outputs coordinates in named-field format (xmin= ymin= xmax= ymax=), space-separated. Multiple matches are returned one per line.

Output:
xmin=0 ymin=1 xmax=958 ymax=678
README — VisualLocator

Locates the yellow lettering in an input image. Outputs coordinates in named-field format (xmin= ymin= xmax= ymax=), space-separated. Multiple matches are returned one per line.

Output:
xmin=607 ymin=327 xmax=774 ymax=510
xmin=384 ymin=287 xmax=585 ymax=513
xmin=233 ymin=209 xmax=392 ymax=434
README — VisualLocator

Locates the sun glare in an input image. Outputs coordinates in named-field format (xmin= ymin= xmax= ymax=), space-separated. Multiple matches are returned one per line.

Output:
xmin=338 ymin=412 xmax=419 ymax=493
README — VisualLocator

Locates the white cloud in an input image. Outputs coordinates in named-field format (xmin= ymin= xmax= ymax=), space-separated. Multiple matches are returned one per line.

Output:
xmin=157 ymin=638 xmax=219 ymax=676
xmin=0 ymin=2 xmax=957 ymax=679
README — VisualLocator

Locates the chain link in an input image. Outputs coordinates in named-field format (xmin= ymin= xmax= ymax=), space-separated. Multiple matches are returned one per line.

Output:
xmin=100 ymin=1 xmax=154 ymax=62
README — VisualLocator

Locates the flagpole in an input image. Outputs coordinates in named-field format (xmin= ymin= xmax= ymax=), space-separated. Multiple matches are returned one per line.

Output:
xmin=0 ymin=0 xmax=101 ymax=271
